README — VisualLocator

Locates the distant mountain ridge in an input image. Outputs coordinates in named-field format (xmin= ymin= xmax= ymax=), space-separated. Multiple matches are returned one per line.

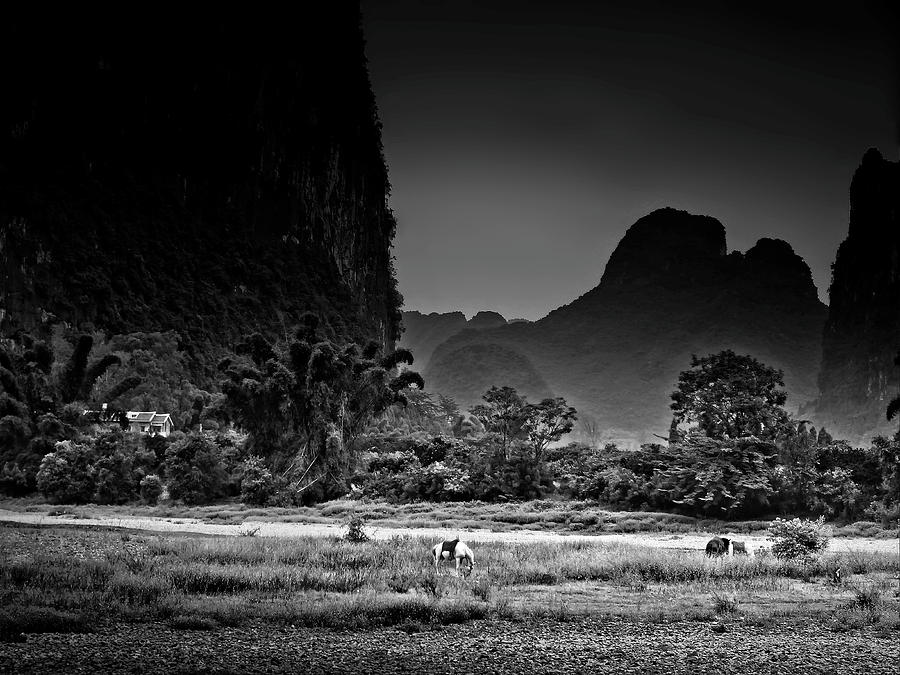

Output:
xmin=423 ymin=207 xmax=828 ymax=445
xmin=399 ymin=310 xmax=508 ymax=371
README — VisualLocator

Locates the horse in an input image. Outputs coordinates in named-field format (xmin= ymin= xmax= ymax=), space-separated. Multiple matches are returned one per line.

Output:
xmin=431 ymin=536 xmax=476 ymax=576
xmin=705 ymin=536 xmax=731 ymax=557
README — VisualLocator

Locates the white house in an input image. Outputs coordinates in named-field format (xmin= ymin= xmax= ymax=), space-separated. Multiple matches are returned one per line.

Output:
xmin=125 ymin=411 xmax=174 ymax=437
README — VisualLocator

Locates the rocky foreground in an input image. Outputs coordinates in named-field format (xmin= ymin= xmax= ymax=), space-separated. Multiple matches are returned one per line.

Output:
xmin=1 ymin=618 xmax=896 ymax=675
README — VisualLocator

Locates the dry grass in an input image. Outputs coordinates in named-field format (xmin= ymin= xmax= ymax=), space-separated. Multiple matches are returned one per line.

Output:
xmin=1 ymin=523 xmax=897 ymax=638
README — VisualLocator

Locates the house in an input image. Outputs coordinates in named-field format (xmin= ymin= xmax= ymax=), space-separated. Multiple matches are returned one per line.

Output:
xmin=126 ymin=411 xmax=174 ymax=437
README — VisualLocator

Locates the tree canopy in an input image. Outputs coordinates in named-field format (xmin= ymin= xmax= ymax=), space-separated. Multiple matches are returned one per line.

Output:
xmin=670 ymin=350 xmax=789 ymax=441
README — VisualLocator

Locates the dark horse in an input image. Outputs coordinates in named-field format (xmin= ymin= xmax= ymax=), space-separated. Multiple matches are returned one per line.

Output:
xmin=705 ymin=537 xmax=731 ymax=557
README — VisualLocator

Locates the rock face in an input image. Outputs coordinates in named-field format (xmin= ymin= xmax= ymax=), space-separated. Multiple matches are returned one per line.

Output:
xmin=399 ymin=310 xmax=507 ymax=371
xmin=425 ymin=208 xmax=828 ymax=444
xmin=807 ymin=149 xmax=900 ymax=443
xmin=0 ymin=7 xmax=400 ymax=377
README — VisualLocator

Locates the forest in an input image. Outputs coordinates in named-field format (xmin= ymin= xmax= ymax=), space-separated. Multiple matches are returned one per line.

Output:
xmin=1 ymin=321 xmax=897 ymax=528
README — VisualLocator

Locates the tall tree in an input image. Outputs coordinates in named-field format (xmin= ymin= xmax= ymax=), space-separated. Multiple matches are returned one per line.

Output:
xmin=470 ymin=386 xmax=530 ymax=459
xmin=219 ymin=318 xmax=423 ymax=500
xmin=524 ymin=397 xmax=577 ymax=461
xmin=670 ymin=350 xmax=789 ymax=440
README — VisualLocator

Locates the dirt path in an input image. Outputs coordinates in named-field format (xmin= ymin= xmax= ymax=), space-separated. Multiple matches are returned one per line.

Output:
xmin=1 ymin=508 xmax=896 ymax=554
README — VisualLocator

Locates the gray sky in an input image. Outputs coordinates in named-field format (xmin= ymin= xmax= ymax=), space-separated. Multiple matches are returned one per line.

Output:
xmin=363 ymin=1 xmax=898 ymax=320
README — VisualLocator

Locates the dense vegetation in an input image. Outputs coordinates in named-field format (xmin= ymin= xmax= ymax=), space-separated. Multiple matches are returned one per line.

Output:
xmin=2 ymin=320 xmax=897 ymax=532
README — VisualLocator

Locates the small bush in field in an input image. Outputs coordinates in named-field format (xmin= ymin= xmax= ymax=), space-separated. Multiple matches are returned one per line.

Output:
xmin=712 ymin=592 xmax=737 ymax=615
xmin=471 ymin=577 xmax=492 ymax=601
xmin=768 ymin=516 xmax=830 ymax=561
xmin=140 ymin=474 xmax=163 ymax=505
xmin=344 ymin=514 xmax=371 ymax=543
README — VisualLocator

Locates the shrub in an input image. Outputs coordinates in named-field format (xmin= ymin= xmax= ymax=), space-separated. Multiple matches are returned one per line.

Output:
xmin=139 ymin=474 xmax=163 ymax=505
xmin=35 ymin=440 xmax=96 ymax=503
xmin=768 ymin=516 xmax=830 ymax=560
xmin=711 ymin=592 xmax=737 ymax=615
xmin=239 ymin=456 xmax=275 ymax=506
xmin=344 ymin=514 xmax=371 ymax=543
xmin=164 ymin=433 xmax=227 ymax=505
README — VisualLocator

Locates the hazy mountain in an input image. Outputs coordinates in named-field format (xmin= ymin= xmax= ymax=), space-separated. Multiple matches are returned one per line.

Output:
xmin=425 ymin=208 xmax=828 ymax=444
xmin=399 ymin=310 xmax=507 ymax=371
xmin=805 ymin=149 xmax=900 ymax=443
xmin=0 ymin=7 xmax=400 ymax=381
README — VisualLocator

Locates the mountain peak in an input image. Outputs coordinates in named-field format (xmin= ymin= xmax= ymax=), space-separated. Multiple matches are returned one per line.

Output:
xmin=600 ymin=208 xmax=727 ymax=287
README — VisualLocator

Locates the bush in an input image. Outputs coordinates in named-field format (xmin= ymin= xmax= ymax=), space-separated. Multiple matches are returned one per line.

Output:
xmin=35 ymin=440 xmax=96 ymax=503
xmin=239 ymin=456 xmax=275 ymax=506
xmin=164 ymin=433 xmax=227 ymax=505
xmin=140 ymin=474 xmax=164 ymax=505
xmin=344 ymin=514 xmax=370 ymax=543
xmin=768 ymin=516 xmax=830 ymax=560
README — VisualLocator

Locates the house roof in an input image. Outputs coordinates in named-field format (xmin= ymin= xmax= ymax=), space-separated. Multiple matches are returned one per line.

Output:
xmin=151 ymin=413 xmax=172 ymax=425
xmin=129 ymin=411 xmax=156 ymax=423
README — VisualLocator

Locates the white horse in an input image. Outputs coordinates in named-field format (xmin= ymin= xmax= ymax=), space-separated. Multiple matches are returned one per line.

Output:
xmin=431 ymin=537 xmax=475 ymax=576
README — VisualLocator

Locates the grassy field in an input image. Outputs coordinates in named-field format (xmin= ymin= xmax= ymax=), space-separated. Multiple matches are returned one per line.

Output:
xmin=4 ymin=497 xmax=897 ymax=539
xmin=1 ymin=522 xmax=898 ymax=640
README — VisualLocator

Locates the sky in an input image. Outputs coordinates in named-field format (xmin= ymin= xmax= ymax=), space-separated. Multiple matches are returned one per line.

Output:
xmin=362 ymin=1 xmax=898 ymax=320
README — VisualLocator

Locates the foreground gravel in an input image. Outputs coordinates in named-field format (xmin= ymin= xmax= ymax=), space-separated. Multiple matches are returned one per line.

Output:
xmin=1 ymin=618 xmax=896 ymax=675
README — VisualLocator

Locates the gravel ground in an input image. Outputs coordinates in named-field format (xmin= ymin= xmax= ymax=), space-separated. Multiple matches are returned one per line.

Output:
xmin=1 ymin=509 xmax=896 ymax=554
xmin=0 ymin=618 xmax=897 ymax=674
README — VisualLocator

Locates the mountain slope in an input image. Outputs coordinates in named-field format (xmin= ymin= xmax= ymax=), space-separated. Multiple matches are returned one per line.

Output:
xmin=0 ymin=6 xmax=400 ymax=381
xmin=425 ymin=208 xmax=827 ymax=444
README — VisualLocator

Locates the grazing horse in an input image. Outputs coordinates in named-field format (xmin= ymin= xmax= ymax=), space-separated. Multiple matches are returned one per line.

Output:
xmin=705 ymin=536 xmax=731 ymax=557
xmin=432 ymin=537 xmax=475 ymax=576
xmin=731 ymin=540 xmax=748 ymax=555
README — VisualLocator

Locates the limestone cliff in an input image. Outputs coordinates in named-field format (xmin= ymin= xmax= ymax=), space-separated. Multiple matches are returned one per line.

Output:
xmin=808 ymin=149 xmax=900 ymax=443
xmin=0 ymin=6 xmax=401 ymax=378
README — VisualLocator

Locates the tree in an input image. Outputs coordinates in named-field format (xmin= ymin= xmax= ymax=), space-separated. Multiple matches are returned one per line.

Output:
xmin=35 ymin=440 xmax=97 ymax=504
xmin=670 ymin=350 xmax=790 ymax=441
xmin=577 ymin=414 xmax=602 ymax=448
xmin=523 ymin=397 xmax=577 ymax=461
xmin=470 ymin=386 xmax=530 ymax=459
xmin=218 ymin=318 xmax=424 ymax=501
xmin=164 ymin=433 xmax=227 ymax=505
